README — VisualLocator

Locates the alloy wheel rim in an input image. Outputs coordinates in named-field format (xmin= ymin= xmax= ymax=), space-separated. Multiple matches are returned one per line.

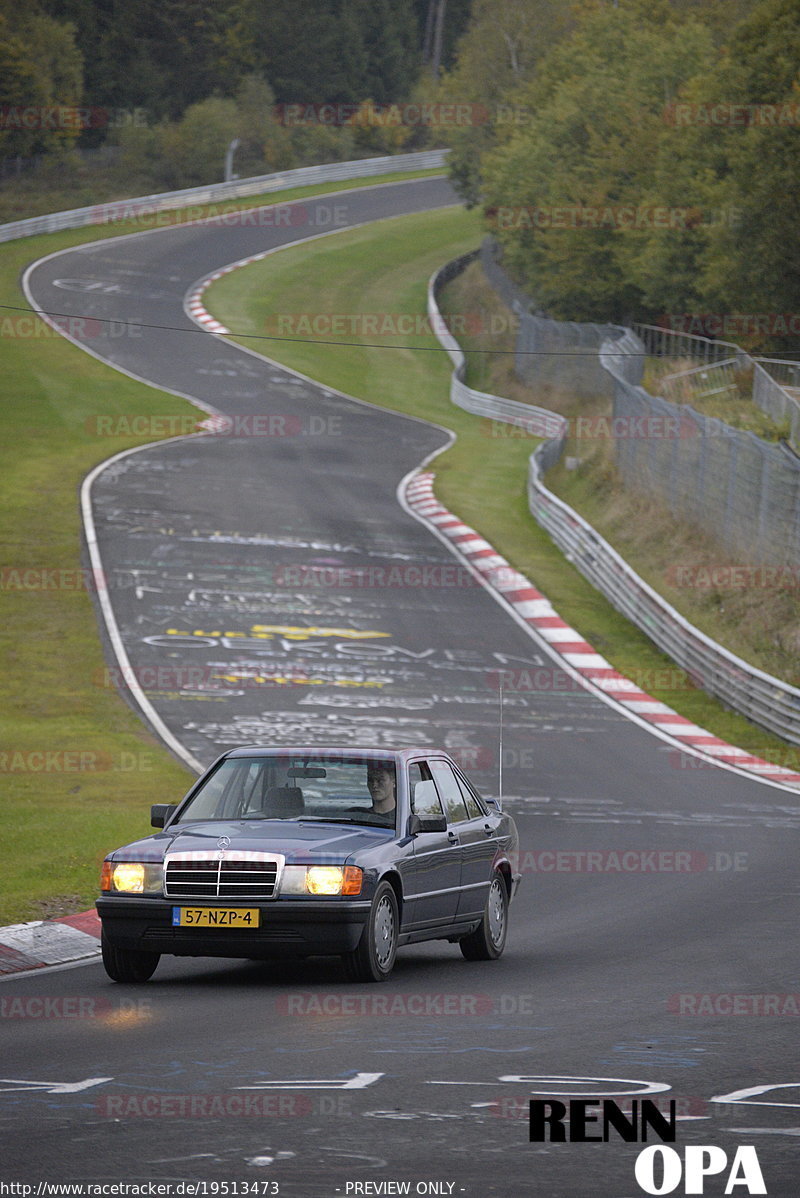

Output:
xmin=488 ymin=878 xmax=506 ymax=946
xmin=374 ymin=896 xmax=396 ymax=968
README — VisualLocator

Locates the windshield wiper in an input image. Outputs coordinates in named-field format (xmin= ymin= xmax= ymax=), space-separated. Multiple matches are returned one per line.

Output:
xmin=241 ymin=812 xmax=307 ymax=819
xmin=296 ymin=817 xmax=364 ymax=824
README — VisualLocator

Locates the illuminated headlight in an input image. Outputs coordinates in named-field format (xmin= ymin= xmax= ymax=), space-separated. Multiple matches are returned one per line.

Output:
xmin=280 ymin=865 xmax=362 ymax=896
xmin=101 ymin=860 xmax=162 ymax=894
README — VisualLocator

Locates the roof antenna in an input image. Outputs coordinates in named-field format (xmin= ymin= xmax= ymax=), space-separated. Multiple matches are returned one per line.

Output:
xmin=498 ymin=671 xmax=504 ymax=807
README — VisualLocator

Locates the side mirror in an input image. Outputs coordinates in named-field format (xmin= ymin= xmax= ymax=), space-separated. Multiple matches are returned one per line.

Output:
xmin=406 ymin=813 xmax=422 ymax=837
xmin=410 ymin=780 xmax=448 ymax=833
xmin=484 ymin=796 xmax=502 ymax=812
xmin=151 ymin=803 xmax=175 ymax=829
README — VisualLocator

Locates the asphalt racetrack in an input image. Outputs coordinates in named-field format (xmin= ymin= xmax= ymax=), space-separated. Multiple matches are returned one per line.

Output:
xmin=6 ymin=176 xmax=800 ymax=1196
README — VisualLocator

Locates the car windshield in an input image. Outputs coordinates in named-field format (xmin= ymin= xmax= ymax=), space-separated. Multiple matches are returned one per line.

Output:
xmin=173 ymin=755 xmax=398 ymax=830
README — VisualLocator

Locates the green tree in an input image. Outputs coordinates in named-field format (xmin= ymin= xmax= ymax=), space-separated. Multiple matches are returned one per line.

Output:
xmin=695 ymin=0 xmax=800 ymax=326
xmin=157 ymin=95 xmax=240 ymax=187
xmin=0 ymin=2 xmax=83 ymax=156
xmin=233 ymin=75 xmax=294 ymax=174
xmin=437 ymin=0 xmax=572 ymax=205
xmin=42 ymin=0 xmax=256 ymax=119
xmin=481 ymin=3 xmax=715 ymax=321
xmin=414 ymin=0 xmax=472 ymax=74
xmin=250 ymin=0 xmax=368 ymax=103
xmin=359 ymin=0 xmax=419 ymax=103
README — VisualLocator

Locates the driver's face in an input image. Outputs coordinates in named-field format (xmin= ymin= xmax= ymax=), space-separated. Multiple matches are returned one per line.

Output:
xmin=367 ymin=767 xmax=395 ymax=809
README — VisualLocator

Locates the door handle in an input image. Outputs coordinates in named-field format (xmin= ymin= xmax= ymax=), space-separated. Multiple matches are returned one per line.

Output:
xmin=483 ymin=823 xmax=495 ymax=837
xmin=447 ymin=830 xmax=460 ymax=844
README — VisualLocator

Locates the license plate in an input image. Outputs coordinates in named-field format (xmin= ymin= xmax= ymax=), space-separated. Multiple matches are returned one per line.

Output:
xmin=172 ymin=907 xmax=260 ymax=928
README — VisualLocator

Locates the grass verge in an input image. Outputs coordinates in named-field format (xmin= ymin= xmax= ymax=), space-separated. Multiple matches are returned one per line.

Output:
xmin=0 ymin=168 xmax=444 ymax=925
xmin=205 ymin=212 xmax=800 ymax=773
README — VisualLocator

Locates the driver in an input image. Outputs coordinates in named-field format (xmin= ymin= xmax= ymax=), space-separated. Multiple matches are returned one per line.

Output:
xmin=366 ymin=762 xmax=396 ymax=817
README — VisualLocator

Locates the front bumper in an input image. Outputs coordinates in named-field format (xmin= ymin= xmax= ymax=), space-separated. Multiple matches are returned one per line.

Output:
xmin=96 ymin=896 xmax=372 ymax=959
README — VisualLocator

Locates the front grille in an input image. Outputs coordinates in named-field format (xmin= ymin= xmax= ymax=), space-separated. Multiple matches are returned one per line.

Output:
xmin=142 ymin=927 xmax=305 ymax=943
xmin=164 ymin=852 xmax=282 ymax=899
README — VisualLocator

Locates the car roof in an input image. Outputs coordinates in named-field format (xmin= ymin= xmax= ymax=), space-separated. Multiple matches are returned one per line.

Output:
xmin=224 ymin=745 xmax=450 ymax=764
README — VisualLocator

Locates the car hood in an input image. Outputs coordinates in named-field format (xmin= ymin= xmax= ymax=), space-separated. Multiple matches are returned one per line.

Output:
xmin=110 ymin=820 xmax=393 ymax=864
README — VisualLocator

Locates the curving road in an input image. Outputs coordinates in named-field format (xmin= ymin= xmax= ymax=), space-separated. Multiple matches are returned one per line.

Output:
xmin=5 ymin=176 xmax=800 ymax=1196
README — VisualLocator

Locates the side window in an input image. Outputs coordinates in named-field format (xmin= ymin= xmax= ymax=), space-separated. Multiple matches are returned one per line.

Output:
xmin=409 ymin=762 xmax=444 ymax=819
xmin=453 ymin=768 xmax=485 ymax=819
xmin=431 ymin=760 xmax=469 ymax=824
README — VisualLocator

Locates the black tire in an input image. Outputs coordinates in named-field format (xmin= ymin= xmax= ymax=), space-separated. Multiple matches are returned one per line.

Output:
xmin=101 ymin=931 xmax=160 ymax=982
xmin=459 ymin=872 xmax=508 ymax=961
xmin=342 ymin=881 xmax=399 ymax=983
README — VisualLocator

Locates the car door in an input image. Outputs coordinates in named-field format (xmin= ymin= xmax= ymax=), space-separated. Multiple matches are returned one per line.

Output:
xmin=404 ymin=760 xmax=462 ymax=931
xmin=430 ymin=758 xmax=498 ymax=921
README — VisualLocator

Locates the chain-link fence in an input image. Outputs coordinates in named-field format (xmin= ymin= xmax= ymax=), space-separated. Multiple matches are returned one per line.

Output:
xmin=752 ymin=358 xmax=800 ymax=446
xmin=481 ymin=238 xmax=636 ymax=399
xmin=602 ymin=344 xmax=800 ymax=567
xmin=479 ymin=244 xmax=800 ymax=567
xmin=634 ymin=323 xmax=800 ymax=451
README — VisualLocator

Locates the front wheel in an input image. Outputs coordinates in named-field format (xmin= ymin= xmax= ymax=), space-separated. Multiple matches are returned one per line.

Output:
xmin=101 ymin=931 xmax=160 ymax=982
xmin=459 ymin=873 xmax=508 ymax=961
xmin=342 ymin=881 xmax=398 ymax=982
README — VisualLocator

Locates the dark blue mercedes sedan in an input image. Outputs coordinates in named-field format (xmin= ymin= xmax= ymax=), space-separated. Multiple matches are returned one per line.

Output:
xmin=97 ymin=746 xmax=521 ymax=983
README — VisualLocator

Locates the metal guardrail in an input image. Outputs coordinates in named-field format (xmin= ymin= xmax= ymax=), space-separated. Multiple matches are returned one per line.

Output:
xmin=0 ymin=149 xmax=449 ymax=244
xmin=429 ymin=253 xmax=567 ymax=440
xmin=633 ymin=322 xmax=744 ymax=366
xmin=430 ymin=256 xmax=800 ymax=747
xmin=526 ymin=455 xmax=800 ymax=744
xmin=601 ymin=340 xmax=800 ymax=569
xmin=752 ymin=358 xmax=800 ymax=446
xmin=659 ymin=358 xmax=740 ymax=404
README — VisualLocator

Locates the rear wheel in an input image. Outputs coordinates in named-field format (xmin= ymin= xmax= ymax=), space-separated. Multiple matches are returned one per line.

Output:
xmin=459 ymin=873 xmax=508 ymax=961
xmin=101 ymin=931 xmax=160 ymax=982
xmin=342 ymin=881 xmax=398 ymax=982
